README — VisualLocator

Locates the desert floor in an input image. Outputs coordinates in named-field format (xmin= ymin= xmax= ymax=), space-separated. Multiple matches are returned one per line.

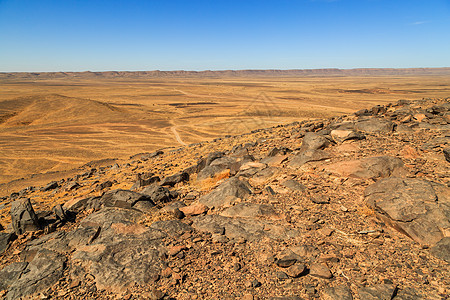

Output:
xmin=0 ymin=75 xmax=449 ymax=194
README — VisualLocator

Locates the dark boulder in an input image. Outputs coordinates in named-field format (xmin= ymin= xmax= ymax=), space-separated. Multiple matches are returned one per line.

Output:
xmin=10 ymin=198 xmax=40 ymax=235
xmin=365 ymin=178 xmax=449 ymax=246
xmin=160 ymin=171 xmax=189 ymax=186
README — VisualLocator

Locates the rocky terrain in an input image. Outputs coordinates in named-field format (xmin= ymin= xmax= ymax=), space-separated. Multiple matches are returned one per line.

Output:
xmin=0 ymin=97 xmax=449 ymax=299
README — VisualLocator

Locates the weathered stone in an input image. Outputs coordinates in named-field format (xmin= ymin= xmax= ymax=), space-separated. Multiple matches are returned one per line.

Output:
xmin=197 ymin=165 xmax=229 ymax=181
xmin=94 ymin=189 xmax=152 ymax=210
xmin=41 ymin=181 xmax=58 ymax=191
xmin=52 ymin=204 xmax=67 ymax=222
xmin=0 ymin=262 xmax=28 ymax=291
xmin=63 ymin=196 xmax=93 ymax=212
xmin=444 ymin=147 xmax=450 ymax=162
xmin=141 ymin=184 xmax=172 ymax=204
xmin=355 ymin=118 xmax=394 ymax=133
xmin=311 ymin=194 xmax=330 ymax=204
xmin=10 ymin=198 xmax=40 ymax=235
xmin=160 ymin=171 xmax=189 ymax=186
xmin=0 ymin=232 xmax=17 ymax=254
xmin=309 ymin=263 xmax=332 ymax=279
xmin=285 ymin=264 xmax=306 ymax=278
xmin=365 ymin=178 xmax=449 ymax=246
xmin=5 ymin=249 xmax=66 ymax=300
xmin=193 ymin=214 xmax=298 ymax=242
xmin=322 ymin=285 xmax=353 ymax=300
xmin=358 ymin=284 xmax=398 ymax=300
xmin=288 ymin=150 xmax=331 ymax=168
xmin=179 ymin=202 xmax=208 ymax=216
xmin=281 ymin=179 xmax=307 ymax=192
xmin=221 ymin=203 xmax=280 ymax=219
xmin=331 ymin=129 xmax=365 ymax=142
xmin=325 ymin=156 xmax=405 ymax=179
xmin=430 ymin=237 xmax=450 ymax=262
xmin=150 ymin=219 xmax=193 ymax=237
xmin=300 ymin=132 xmax=330 ymax=151
xmin=198 ymin=177 xmax=252 ymax=209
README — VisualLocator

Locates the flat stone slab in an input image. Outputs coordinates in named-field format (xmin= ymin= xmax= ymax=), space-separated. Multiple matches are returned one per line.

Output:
xmin=365 ymin=178 xmax=450 ymax=246
xmin=325 ymin=156 xmax=405 ymax=179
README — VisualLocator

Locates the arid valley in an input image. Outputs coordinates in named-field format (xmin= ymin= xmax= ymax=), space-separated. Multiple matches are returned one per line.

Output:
xmin=1 ymin=69 xmax=450 ymax=195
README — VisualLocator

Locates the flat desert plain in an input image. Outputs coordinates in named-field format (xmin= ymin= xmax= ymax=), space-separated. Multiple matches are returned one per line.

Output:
xmin=0 ymin=72 xmax=449 ymax=195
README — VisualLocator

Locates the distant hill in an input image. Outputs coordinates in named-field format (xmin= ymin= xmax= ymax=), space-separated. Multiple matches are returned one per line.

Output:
xmin=1 ymin=67 xmax=450 ymax=80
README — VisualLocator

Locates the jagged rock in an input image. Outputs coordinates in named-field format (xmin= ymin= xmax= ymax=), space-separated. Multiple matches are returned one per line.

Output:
xmin=41 ymin=181 xmax=58 ymax=191
xmin=96 ymin=180 xmax=114 ymax=190
xmin=309 ymin=263 xmax=333 ymax=279
xmin=198 ymin=177 xmax=252 ymax=209
xmin=72 ymin=224 xmax=166 ymax=292
xmin=0 ymin=262 xmax=28 ymax=291
xmin=52 ymin=204 xmax=67 ymax=222
xmin=141 ymin=184 xmax=172 ymax=204
xmin=365 ymin=178 xmax=449 ymax=246
xmin=93 ymin=189 xmax=152 ymax=210
xmin=150 ymin=219 xmax=193 ymax=237
xmin=355 ymin=117 xmax=395 ymax=133
xmin=160 ymin=171 xmax=189 ymax=186
xmin=5 ymin=249 xmax=66 ymax=300
xmin=285 ymin=264 xmax=306 ymax=278
xmin=0 ymin=232 xmax=17 ymax=254
xmin=288 ymin=150 xmax=331 ymax=168
xmin=196 ymin=151 xmax=224 ymax=172
xmin=63 ymin=196 xmax=96 ymax=212
xmin=322 ymin=285 xmax=353 ymax=300
xmin=192 ymin=214 xmax=298 ymax=242
xmin=267 ymin=147 xmax=292 ymax=157
xmin=358 ymin=284 xmax=398 ymax=300
xmin=160 ymin=201 xmax=186 ymax=213
xmin=220 ymin=203 xmax=280 ymax=219
xmin=430 ymin=237 xmax=450 ymax=262
xmin=10 ymin=198 xmax=40 ymax=235
xmin=330 ymin=129 xmax=365 ymax=142
xmin=395 ymin=288 xmax=425 ymax=300
xmin=300 ymin=132 xmax=330 ymax=151
xmin=325 ymin=156 xmax=405 ymax=179
xmin=131 ymin=173 xmax=160 ymax=190
xmin=197 ymin=165 xmax=229 ymax=181
xmin=281 ymin=179 xmax=307 ymax=192
xmin=444 ymin=147 xmax=450 ymax=162
xmin=179 ymin=202 xmax=208 ymax=216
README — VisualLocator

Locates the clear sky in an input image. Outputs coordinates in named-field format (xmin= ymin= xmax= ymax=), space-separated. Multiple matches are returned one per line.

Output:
xmin=0 ymin=0 xmax=449 ymax=72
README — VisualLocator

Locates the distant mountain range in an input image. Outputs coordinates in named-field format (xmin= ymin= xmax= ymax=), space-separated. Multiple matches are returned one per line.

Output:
xmin=1 ymin=67 xmax=450 ymax=79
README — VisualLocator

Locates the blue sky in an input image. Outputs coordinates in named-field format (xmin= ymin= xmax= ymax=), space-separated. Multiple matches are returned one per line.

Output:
xmin=0 ymin=0 xmax=449 ymax=71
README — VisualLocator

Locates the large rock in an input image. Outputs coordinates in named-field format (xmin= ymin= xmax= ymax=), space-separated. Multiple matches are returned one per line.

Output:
xmin=325 ymin=156 xmax=405 ymax=179
xmin=192 ymin=214 xmax=298 ymax=242
xmin=355 ymin=117 xmax=395 ymax=133
xmin=288 ymin=150 xmax=331 ymax=168
xmin=220 ymin=203 xmax=281 ymax=220
xmin=4 ymin=249 xmax=66 ymax=299
xmin=69 ymin=208 xmax=181 ymax=292
xmin=93 ymin=189 xmax=153 ymax=210
xmin=300 ymin=132 xmax=330 ymax=151
xmin=365 ymin=178 xmax=450 ymax=246
xmin=141 ymin=184 xmax=172 ymax=204
xmin=430 ymin=237 xmax=450 ymax=262
xmin=10 ymin=198 xmax=40 ymax=235
xmin=160 ymin=171 xmax=189 ymax=186
xmin=0 ymin=232 xmax=16 ymax=254
xmin=198 ymin=177 xmax=252 ymax=209
xmin=322 ymin=285 xmax=353 ymax=300
xmin=358 ymin=284 xmax=397 ymax=300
